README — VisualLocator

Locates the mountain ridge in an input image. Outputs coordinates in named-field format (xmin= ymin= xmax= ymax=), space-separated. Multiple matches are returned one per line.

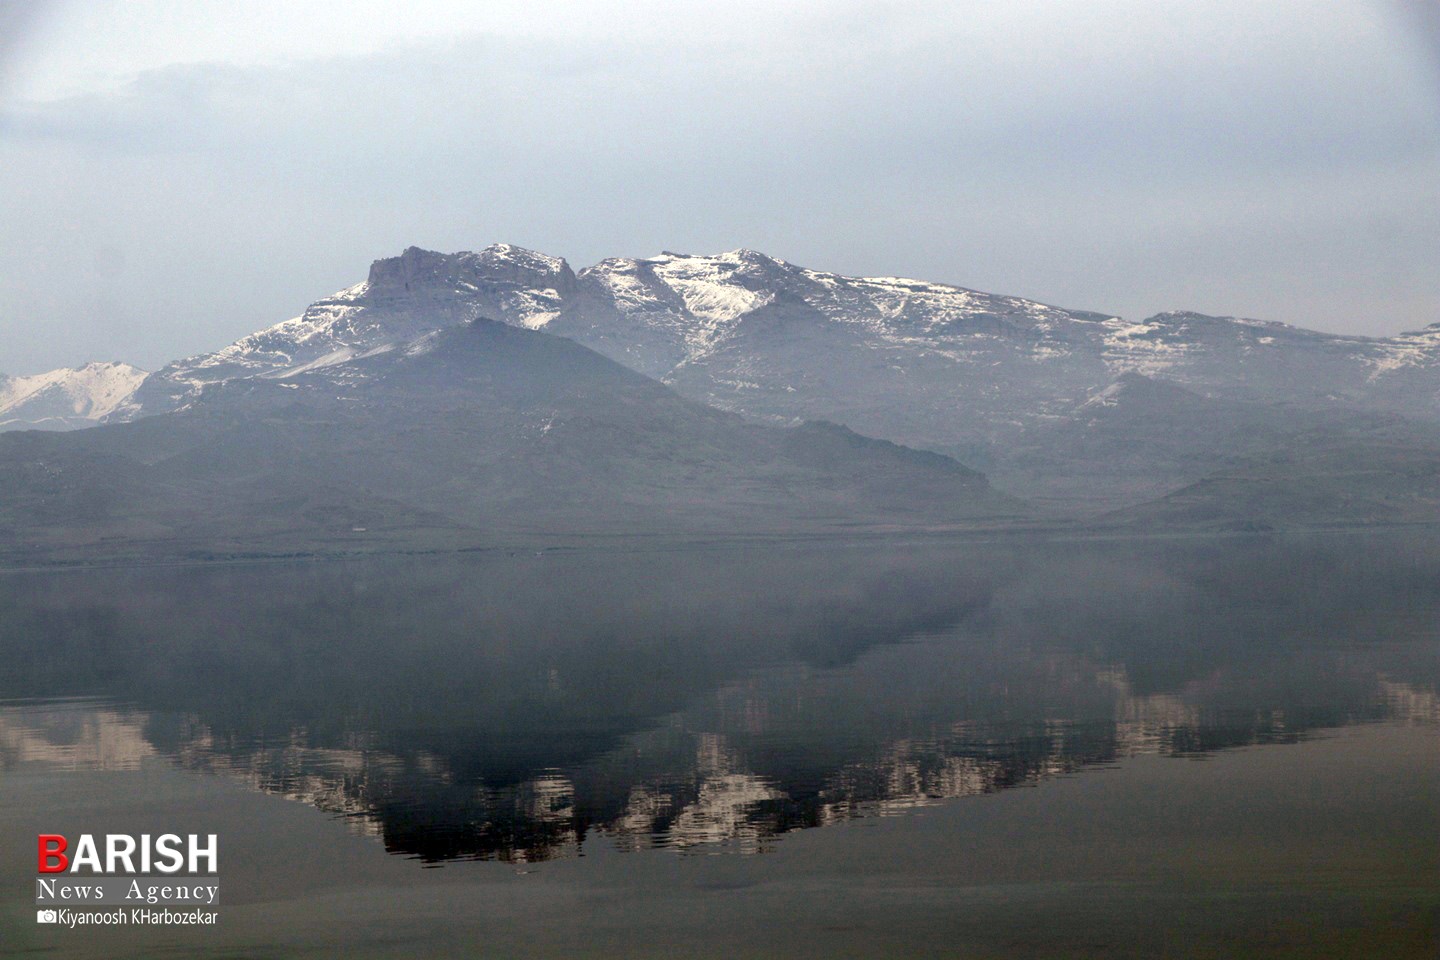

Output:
xmin=5 ymin=242 xmax=1438 ymax=527
xmin=0 ymin=361 xmax=148 ymax=431
xmin=127 ymin=245 xmax=1440 ymax=438
xmin=0 ymin=318 xmax=1025 ymax=564
xmin=9 ymin=244 xmax=1437 ymax=444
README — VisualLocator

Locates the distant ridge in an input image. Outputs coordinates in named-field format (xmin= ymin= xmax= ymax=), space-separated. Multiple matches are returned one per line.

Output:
xmin=9 ymin=245 xmax=1437 ymax=446
xmin=6 ymin=243 xmax=1439 ymax=524
xmin=0 ymin=361 xmax=147 ymax=432
xmin=0 ymin=319 xmax=1024 ymax=564
xmin=79 ymin=244 xmax=1432 ymax=456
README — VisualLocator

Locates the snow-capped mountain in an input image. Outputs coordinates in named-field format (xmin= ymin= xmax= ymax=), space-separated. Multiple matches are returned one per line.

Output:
xmin=1 ymin=319 xmax=1020 ymax=563
xmin=7 ymin=245 xmax=1438 ymax=556
xmin=121 ymin=245 xmax=1440 ymax=464
xmin=0 ymin=361 xmax=148 ymax=432
xmin=124 ymin=244 xmax=575 ymax=415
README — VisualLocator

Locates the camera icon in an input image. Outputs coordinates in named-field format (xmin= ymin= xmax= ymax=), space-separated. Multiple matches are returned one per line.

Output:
xmin=36 ymin=909 xmax=58 ymax=924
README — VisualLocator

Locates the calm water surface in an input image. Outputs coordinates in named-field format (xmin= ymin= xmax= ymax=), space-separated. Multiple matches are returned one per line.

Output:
xmin=1 ymin=533 xmax=1436 ymax=957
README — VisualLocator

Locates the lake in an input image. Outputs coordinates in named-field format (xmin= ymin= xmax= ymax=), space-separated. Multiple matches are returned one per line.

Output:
xmin=1 ymin=533 xmax=1436 ymax=957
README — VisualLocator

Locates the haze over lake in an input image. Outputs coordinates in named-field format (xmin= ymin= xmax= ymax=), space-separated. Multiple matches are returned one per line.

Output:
xmin=3 ymin=532 xmax=1436 ymax=956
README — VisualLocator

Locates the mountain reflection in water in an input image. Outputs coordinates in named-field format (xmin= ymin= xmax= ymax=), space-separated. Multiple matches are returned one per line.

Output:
xmin=1 ymin=534 xmax=1437 ymax=864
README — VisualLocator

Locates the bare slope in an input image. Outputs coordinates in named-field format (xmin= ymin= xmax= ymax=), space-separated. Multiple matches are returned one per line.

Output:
xmin=0 ymin=320 xmax=1021 ymax=563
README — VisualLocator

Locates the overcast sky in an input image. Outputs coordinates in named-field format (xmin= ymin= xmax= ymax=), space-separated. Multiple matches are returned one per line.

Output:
xmin=1 ymin=0 xmax=1437 ymax=373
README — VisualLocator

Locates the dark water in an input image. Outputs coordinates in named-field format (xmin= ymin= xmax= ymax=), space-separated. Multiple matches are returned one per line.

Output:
xmin=1 ymin=533 xmax=1437 ymax=957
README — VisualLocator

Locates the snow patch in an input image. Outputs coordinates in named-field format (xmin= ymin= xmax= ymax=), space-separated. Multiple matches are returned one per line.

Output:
xmin=479 ymin=243 xmax=569 ymax=276
xmin=501 ymin=287 xmax=565 ymax=328
xmin=651 ymin=255 xmax=773 ymax=327
xmin=1366 ymin=333 xmax=1438 ymax=380
xmin=0 ymin=361 xmax=149 ymax=425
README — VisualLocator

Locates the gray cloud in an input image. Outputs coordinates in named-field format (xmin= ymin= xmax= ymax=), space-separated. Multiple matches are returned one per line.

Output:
xmin=1 ymin=1 xmax=1437 ymax=373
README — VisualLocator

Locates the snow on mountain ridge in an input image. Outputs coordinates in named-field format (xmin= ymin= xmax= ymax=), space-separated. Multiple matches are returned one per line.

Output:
xmin=1366 ymin=325 xmax=1440 ymax=380
xmin=478 ymin=242 xmax=569 ymax=276
xmin=573 ymin=249 xmax=1106 ymax=372
xmin=0 ymin=361 xmax=149 ymax=431
xmin=647 ymin=252 xmax=778 ymax=353
xmin=130 ymin=244 xmax=579 ymax=408
xmin=18 ymin=242 xmax=1432 ymax=443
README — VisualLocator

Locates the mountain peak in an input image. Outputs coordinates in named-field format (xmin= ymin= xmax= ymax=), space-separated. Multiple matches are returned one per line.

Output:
xmin=108 ymin=243 xmax=1440 ymax=448
xmin=476 ymin=242 xmax=571 ymax=275
xmin=0 ymin=360 xmax=149 ymax=432
xmin=649 ymin=247 xmax=785 ymax=268
xmin=366 ymin=244 xmax=574 ymax=293
xmin=366 ymin=246 xmax=453 ymax=288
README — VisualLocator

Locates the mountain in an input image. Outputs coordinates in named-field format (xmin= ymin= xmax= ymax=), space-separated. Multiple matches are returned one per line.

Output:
xmin=0 ymin=319 xmax=1022 ymax=563
xmin=125 ymin=244 xmax=577 ymax=416
xmin=995 ymin=372 xmax=1440 ymax=512
xmin=12 ymin=243 xmax=1438 ymax=529
xmin=123 ymin=246 xmax=1440 ymax=468
xmin=0 ymin=361 xmax=147 ymax=432
xmin=1108 ymin=437 xmax=1440 ymax=532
